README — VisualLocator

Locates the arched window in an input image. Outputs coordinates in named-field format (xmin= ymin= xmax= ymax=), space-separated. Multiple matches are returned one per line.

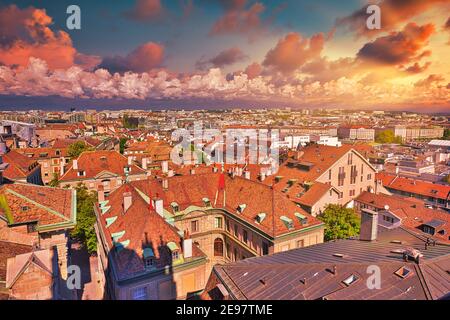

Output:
xmin=214 ymin=238 xmax=224 ymax=257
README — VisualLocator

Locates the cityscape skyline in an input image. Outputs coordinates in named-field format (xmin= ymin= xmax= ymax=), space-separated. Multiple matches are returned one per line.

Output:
xmin=0 ymin=0 xmax=449 ymax=111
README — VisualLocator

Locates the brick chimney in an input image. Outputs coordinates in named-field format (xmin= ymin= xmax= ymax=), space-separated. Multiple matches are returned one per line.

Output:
xmin=73 ymin=159 xmax=78 ymax=170
xmin=162 ymin=160 xmax=168 ymax=173
xmin=123 ymin=191 xmax=132 ymax=213
xmin=142 ymin=158 xmax=148 ymax=170
xmin=97 ymin=185 xmax=105 ymax=203
xmin=183 ymin=230 xmax=193 ymax=259
xmin=360 ymin=208 xmax=378 ymax=241
xmin=127 ymin=156 xmax=133 ymax=166
xmin=154 ymin=198 xmax=164 ymax=217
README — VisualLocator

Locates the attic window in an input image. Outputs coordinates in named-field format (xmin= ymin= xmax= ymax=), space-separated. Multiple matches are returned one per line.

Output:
xmin=342 ymin=274 xmax=359 ymax=286
xmin=203 ymin=198 xmax=211 ymax=207
xmin=100 ymin=156 xmax=107 ymax=161
xmin=394 ymin=266 xmax=412 ymax=279
xmin=295 ymin=212 xmax=308 ymax=226
xmin=21 ymin=206 xmax=30 ymax=212
xmin=237 ymin=204 xmax=247 ymax=214
xmin=280 ymin=216 xmax=294 ymax=230
xmin=256 ymin=213 xmax=266 ymax=224
xmin=77 ymin=170 xmax=85 ymax=177
xmin=171 ymin=202 xmax=179 ymax=213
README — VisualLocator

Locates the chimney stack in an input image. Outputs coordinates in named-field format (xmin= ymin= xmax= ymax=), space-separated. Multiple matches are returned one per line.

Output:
xmin=98 ymin=185 xmax=105 ymax=203
xmin=154 ymin=198 xmax=164 ymax=217
xmin=73 ymin=159 xmax=78 ymax=170
xmin=123 ymin=191 xmax=132 ymax=213
xmin=183 ymin=230 xmax=193 ymax=259
xmin=162 ymin=179 xmax=168 ymax=189
xmin=244 ymin=170 xmax=251 ymax=180
xmin=128 ymin=156 xmax=133 ymax=166
xmin=360 ymin=208 xmax=378 ymax=241
xmin=260 ymin=172 xmax=266 ymax=182
xmin=162 ymin=160 xmax=169 ymax=173
xmin=142 ymin=158 xmax=148 ymax=170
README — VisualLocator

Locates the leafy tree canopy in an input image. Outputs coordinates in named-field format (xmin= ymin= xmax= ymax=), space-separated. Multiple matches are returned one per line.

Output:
xmin=375 ymin=129 xmax=403 ymax=144
xmin=71 ymin=183 xmax=98 ymax=254
xmin=67 ymin=141 xmax=92 ymax=158
xmin=318 ymin=204 xmax=361 ymax=241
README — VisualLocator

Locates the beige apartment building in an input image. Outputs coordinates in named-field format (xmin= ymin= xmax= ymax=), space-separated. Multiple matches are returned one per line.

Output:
xmin=338 ymin=125 xmax=375 ymax=141
xmin=95 ymin=173 xmax=324 ymax=300
xmin=263 ymin=145 xmax=377 ymax=213
xmin=58 ymin=150 xmax=148 ymax=194
xmin=394 ymin=126 xmax=444 ymax=141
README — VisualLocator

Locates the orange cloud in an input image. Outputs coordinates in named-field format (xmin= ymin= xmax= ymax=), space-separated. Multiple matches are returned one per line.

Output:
xmin=414 ymin=74 xmax=445 ymax=87
xmin=337 ymin=0 xmax=448 ymax=37
xmin=123 ymin=0 xmax=164 ymax=22
xmin=263 ymin=32 xmax=325 ymax=75
xmin=210 ymin=1 xmax=266 ymax=37
xmin=244 ymin=62 xmax=262 ymax=79
xmin=100 ymin=42 xmax=165 ymax=73
xmin=0 ymin=5 xmax=99 ymax=70
xmin=357 ymin=23 xmax=435 ymax=65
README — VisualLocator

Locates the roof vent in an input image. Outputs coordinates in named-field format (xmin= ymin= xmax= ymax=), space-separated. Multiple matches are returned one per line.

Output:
xmin=342 ymin=274 xmax=359 ymax=286
xmin=394 ymin=266 xmax=413 ymax=279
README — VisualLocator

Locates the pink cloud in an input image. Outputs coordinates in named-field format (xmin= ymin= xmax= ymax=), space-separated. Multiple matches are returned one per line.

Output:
xmin=100 ymin=42 xmax=165 ymax=73
xmin=263 ymin=32 xmax=325 ymax=74
xmin=244 ymin=62 xmax=262 ymax=79
xmin=196 ymin=47 xmax=248 ymax=70
xmin=123 ymin=0 xmax=164 ymax=22
xmin=0 ymin=5 xmax=99 ymax=71
xmin=210 ymin=1 xmax=266 ymax=38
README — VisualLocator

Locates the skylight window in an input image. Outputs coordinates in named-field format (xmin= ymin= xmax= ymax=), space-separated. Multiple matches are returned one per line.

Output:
xmin=342 ymin=274 xmax=359 ymax=286
xmin=202 ymin=198 xmax=211 ymax=207
xmin=237 ymin=204 xmax=247 ymax=213
xmin=281 ymin=216 xmax=294 ymax=230
xmin=171 ymin=202 xmax=179 ymax=213
xmin=394 ymin=266 xmax=412 ymax=279
xmin=295 ymin=212 xmax=308 ymax=225
xmin=256 ymin=213 xmax=266 ymax=224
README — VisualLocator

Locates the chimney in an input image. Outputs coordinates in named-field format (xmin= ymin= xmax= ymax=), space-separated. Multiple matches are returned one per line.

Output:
xmin=190 ymin=168 xmax=195 ymax=175
xmin=183 ymin=231 xmax=192 ymax=259
xmin=60 ymin=160 xmax=65 ymax=176
xmin=260 ymin=172 xmax=266 ymax=182
xmin=154 ymin=198 xmax=164 ymax=217
xmin=142 ymin=158 xmax=148 ymax=170
xmin=244 ymin=170 xmax=251 ymax=180
xmin=97 ymin=185 xmax=105 ymax=203
xmin=73 ymin=159 xmax=78 ymax=170
xmin=128 ymin=156 xmax=133 ymax=166
xmin=123 ymin=191 xmax=132 ymax=213
xmin=360 ymin=208 xmax=378 ymax=241
xmin=168 ymin=170 xmax=174 ymax=177
xmin=162 ymin=179 xmax=168 ymax=189
xmin=162 ymin=160 xmax=168 ymax=173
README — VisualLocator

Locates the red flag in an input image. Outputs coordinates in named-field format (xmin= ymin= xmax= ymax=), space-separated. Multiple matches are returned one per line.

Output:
xmin=218 ymin=172 xmax=225 ymax=190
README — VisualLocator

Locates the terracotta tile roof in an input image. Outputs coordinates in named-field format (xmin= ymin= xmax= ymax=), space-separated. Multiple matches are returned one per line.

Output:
xmin=0 ymin=183 xmax=76 ymax=229
xmin=52 ymin=137 xmax=101 ymax=149
xmin=59 ymin=150 xmax=146 ymax=182
xmin=2 ymin=151 xmax=40 ymax=180
xmin=131 ymin=173 xmax=322 ymax=238
xmin=295 ymin=182 xmax=335 ymax=207
xmin=15 ymin=147 xmax=69 ymax=159
xmin=97 ymin=183 xmax=205 ymax=280
xmin=377 ymin=172 xmax=450 ymax=200
xmin=0 ymin=241 xmax=32 ymax=282
xmin=356 ymin=192 xmax=450 ymax=243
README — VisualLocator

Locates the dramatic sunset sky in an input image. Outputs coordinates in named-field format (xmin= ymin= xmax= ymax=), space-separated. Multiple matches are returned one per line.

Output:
xmin=0 ymin=0 xmax=449 ymax=111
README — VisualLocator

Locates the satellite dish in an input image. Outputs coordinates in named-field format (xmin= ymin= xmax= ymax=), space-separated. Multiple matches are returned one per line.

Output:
xmin=384 ymin=205 xmax=390 ymax=211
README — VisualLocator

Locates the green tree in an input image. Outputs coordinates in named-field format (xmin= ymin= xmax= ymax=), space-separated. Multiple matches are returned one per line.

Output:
xmin=443 ymin=129 xmax=450 ymax=140
xmin=318 ymin=204 xmax=360 ymax=241
xmin=68 ymin=141 xmax=92 ymax=158
xmin=119 ymin=138 xmax=128 ymax=154
xmin=48 ymin=173 xmax=60 ymax=187
xmin=71 ymin=183 xmax=98 ymax=254
xmin=375 ymin=130 xmax=402 ymax=144
xmin=444 ymin=174 xmax=450 ymax=184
